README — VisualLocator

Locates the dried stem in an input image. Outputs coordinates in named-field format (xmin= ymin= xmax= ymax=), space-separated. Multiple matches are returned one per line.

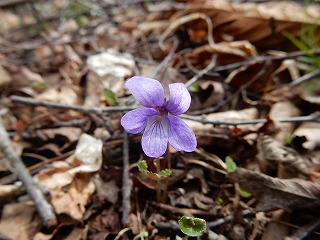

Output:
xmin=0 ymin=118 xmax=57 ymax=227
xmin=181 ymin=112 xmax=320 ymax=126
xmin=290 ymin=68 xmax=320 ymax=88
xmin=121 ymin=132 xmax=132 ymax=225
xmin=162 ymin=144 xmax=172 ymax=203
xmin=213 ymin=49 xmax=320 ymax=72
xmin=10 ymin=95 xmax=135 ymax=114
xmin=155 ymin=158 xmax=162 ymax=202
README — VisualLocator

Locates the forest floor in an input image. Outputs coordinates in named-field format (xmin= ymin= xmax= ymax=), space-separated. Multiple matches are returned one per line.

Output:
xmin=0 ymin=0 xmax=320 ymax=239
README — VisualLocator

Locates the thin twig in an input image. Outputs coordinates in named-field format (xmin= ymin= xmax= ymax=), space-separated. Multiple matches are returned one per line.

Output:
xmin=0 ymin=118 xmax=57 ymax=227
xmin=153 ymin=39 xmax=179 ymax=78
xmin=10 ymin=95 xmax=319 ymax=127
xmin=121 ymin=132 xmax=132 ymax=225
xmin=185 ymin=55 xmax=217 ymax=88
xmin=290 ymin=68 xmax=320 ymax=88
xmin=213 ymin=49 xmax=320 ymax=73
xmin=180 ymin=112 xmax=320 ymax=126
xmin=149 ymin=201 xmax=218 ymax=217
xmin=10 ymin=95 xmax=135 ymax=113
xmin=190 ymin=61 xmax=270 ymax=115
xmin=207 ymin=209 xmax=253 ymax=229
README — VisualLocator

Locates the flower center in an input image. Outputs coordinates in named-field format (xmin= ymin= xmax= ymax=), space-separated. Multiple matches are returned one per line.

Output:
xmin=155 ymin=106 xmax=167 ymax=116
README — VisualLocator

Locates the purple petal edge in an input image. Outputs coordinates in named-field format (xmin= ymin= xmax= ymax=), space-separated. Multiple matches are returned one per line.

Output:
xmin=165 ymin=83 xmax=191 ymax=115
xmin=121 ymin=108 xmax=159 ymax=134
xmin=126 ymin=76 xmax=165 ymax=108
xmin=167 ymin=115 xmax=196 ymax=152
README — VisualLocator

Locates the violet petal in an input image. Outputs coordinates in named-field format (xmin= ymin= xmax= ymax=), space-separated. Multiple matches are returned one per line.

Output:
xmin=142 ymin=115 xmax=168 ymax=158
xmin=167 ymin=115 xmax=197 ymax=152
xmin=121 ymin=108 xmax=159 ymax=134
xmin=165 ymin=83 xmax=191 ymax=115
xmin=126 ymin=76 xmax=165 ymax=108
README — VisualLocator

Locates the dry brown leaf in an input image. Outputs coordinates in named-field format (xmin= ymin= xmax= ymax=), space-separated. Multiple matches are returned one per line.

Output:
xmin=93 ymin=176 xmax=119 ymax=204
xmin=85 ymin=49 xmax=135 ymax=107
xmin=229 ymin=168 xmax=320 ymax=211
xmin=183 ymin=40 xmax=257 ymax=67
xmin=0 ymin=65 xmax=12 ymax=88
xmin=0 ymin=184 xmax=24 ymax=201
xmin=293 ymin=122 xmax=320 ymax=150
xmin=261 ymin=210 xmax=289 ymax=240
xmin=185 ymin=107 xmax=258 ymax=130
xmin=0 ymin=201 xmax=41 ymax=240
xmin=20 ymin=66 xmax=44 ymax=83
xmin=36 ymin=163 xmax=96 ymax=220
xmin=225 ymin=60 xmax=282 ymax=95
xmin=36 ymin=127 xmax=82 ymax=143
xmin=257 ymin=134 xmax=312 ymax=178
xmin=65 ymin=227 xmax=84 ymax=240
xmin=147 ymin=0 xmax=320 ymax=51
xmin=36 ymin=133 xmax=102 ymax=220
xmin=51 ymin=175 xmax=95 ymax=220
xmin=269 ymin=101 xmax=301 ymax=143
xmin=190 ymin=81 xmax=224 ymax=110
xmin=66 ymin=133 xmax=103 ymax=173
xmin=89 ymin=207 xmax=121 ymax=238
xmin=35 ymin=85 xmax=82 ymax=105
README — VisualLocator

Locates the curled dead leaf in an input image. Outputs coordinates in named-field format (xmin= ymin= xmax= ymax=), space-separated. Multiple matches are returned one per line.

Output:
xmin=0 ymin=202 xmax=41 ymax=240
xmin=257 ymin=134 xmax=312 ymax=178
xmin=35 ymin=134 xmax=103 ymax=220
xmin=229 ymin=167 xmax=320 ymax=212
xmin=85 ymin=49 xmax=135 ymax=106
xmin=66 ymin=133 xmax=103 ymax=174
xmin=269 ymin=101 xmax=301 ymax=143
xmin=293 ymin=122 xmax=320 ymax=150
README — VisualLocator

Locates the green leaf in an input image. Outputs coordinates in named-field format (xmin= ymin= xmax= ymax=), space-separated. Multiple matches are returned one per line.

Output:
xmin=236 ymin=186 xmax=252 ymax=198
xmin=76 ymin=15 xmax=89 ymax=26
xmin=225 ymin=156 xmax=237 ymax=173
xmin=103 ymin=88 xmax=117 ymax=106
xmin=283 ymin=31 xmax=309 ymax=51
xmin=215 ymin=197 xmax=224 ymax=206
xmin=188 ymin=82 xmax=200 ymax=92
xmin=179 ymin=216 xmax=206 ymax=237
xmin=32 ymin=81 xmax=48 ymax=91
xmin=155 ymin=168 xmax=172 ymax=178
xmin=284 ymin=134 xmax=293 ymax=146
xmin=137 ymin=160 xmax=148 ymax=172
xmin=137 ymin=160 xmax=172 ymax=180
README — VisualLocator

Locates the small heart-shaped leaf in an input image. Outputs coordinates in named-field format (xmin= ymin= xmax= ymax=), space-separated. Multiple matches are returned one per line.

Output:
xmin=178 ymin=216 xmax=206 ymax=237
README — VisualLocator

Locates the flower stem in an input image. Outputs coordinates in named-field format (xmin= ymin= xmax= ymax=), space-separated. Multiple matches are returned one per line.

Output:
xmin=162 ymin=144 xmax=171 ymax=202
xmin=155 ymin=158 xmax=162 ymax=202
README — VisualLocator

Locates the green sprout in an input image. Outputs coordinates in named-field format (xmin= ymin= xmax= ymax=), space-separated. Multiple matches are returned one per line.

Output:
xmin=225 ymin=156 xmax=237 ymax=173
xmin=103 ymin=88 xmax=118 ymax=106
xmin=235 ymin=186 xmax=252 ymax=198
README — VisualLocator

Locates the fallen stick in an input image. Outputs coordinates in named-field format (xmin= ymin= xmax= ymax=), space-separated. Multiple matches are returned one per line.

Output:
xmin=0 ymin=118 xmax=57 ymax=228
xmin=121 ymin=132 xmax=132 ymax=225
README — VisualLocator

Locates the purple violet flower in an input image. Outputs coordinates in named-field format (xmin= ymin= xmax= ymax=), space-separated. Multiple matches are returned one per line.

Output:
xmin=121 ymin=76 xmax=197 ymax=158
